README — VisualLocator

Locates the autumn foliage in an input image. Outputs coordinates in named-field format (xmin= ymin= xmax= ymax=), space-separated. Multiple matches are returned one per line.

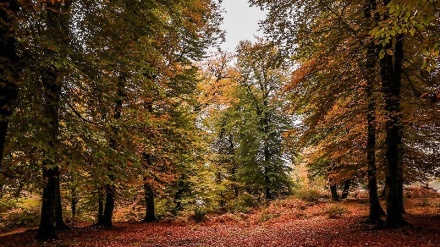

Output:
xmin=1 ymin=187 xmax=440 ymax=246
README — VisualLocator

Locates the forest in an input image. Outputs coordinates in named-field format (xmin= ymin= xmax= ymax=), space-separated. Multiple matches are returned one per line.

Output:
xmin=0 ymin=0 xmax=439 ymax=246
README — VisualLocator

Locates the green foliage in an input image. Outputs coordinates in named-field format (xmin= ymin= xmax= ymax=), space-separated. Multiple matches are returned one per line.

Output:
xmin=0 ymin=197 xmax=40 ymax=232
xmin=259 ymin=210 xmax=280 ymax=222
xmin=420 ymin=198 xmax=430 ymax=207
xmin=293 ymin=188 xmax=326 ymax=203
xmin=0 ymin=0 xmax=225 ymax=233
xmin=370 ymin=0 xmax=440 ymax=70
xmin=326 ymin=204 xmax=348 ymax=219
xmin=228 ymin=193 xmax=260 ymax=213
xmin=190 ymin=208 xmax=207 ymax=223
xmin=0 ymin=207 xmax=40 ymax=232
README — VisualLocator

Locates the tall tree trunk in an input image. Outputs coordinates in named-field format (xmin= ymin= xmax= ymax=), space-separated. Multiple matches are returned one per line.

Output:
xmin=71 ymin=186 xmax=78 ymax=220
xmin=13 ymin=181 xmax=24 ymax=198
xmin=340 ymin=179 xmax=350 ymax=199
xmin=142 ymin=153 xmax=156 ymax=222
xmin=97 ymin=187 xmax=104 ymax=224
xmin=100 ymin=75 xmax=125 ymax=227
xmin=229 ymin=136 xmax=239 ymax=198
xmin=36 ymin=166 xmax=57 ymax=240
xmin=36 ymin=1 xmax=72 ymax=239
xmin=364 ymin=0 xmax=385 ymax=223
xmin=262 ymin=107 xmax=273 ymax=200
xmin=0 ymin=0 xmax=20 ymax=168
xmin=142 ymin=181 xmax=156 ymax=222
xmin=55 ymin=167 xmax=68 ymax=230
xmin=37 ymin=59 xmax=61 ymax=241
xmin=329 ymin=178 xmax=339 ymax=201
xmin=173 ymin=178 xmax=185 ymax=215
xmin=216 ymin=171 xmax=225 ymax=209
xmin=380 ymin=27 xmax=406 ymax=227
xmin=264 ymin=173 xmax=272 ymax=200
xmin=101 ymin=183 xmax=115 ymax=227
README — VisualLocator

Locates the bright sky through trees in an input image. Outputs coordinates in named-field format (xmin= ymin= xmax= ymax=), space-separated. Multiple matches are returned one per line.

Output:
xmin=220 ymin=0 xmax=267 ymax=51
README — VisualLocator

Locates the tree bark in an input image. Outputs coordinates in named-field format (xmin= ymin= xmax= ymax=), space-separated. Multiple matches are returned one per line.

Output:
xmin=36 ymin=1 xmax=72 ymax=239
xmin=262 ymin=105 xmax=273 ymax=200
xmin=142 ymin=153 xmax=156 ymax=222
xmin=173 ymin=178 xmax=185 ymax=215
xmin=329 ymin=178 xmax=339 ymax=201
xmin=71 ymin=186 xmax=78 ymax=220
xmin=97 ymin=187 xmax=104 ymax=224
xmin=229 ymin=136 xmax=239 ymax=198
xmin=364 ymin=0 xmax=386 ymax=223
xmin=36 ymin=166 xmax=58 ymax=240
xmin=55 ymin=167 xmax=69 ymax=230
xmin=380 ymin=26 xmax=406 ymax=227
xmin=340 ymin=180 xmax=350 ymax=199
xmin=142 ymin=181 xmax=156 ymax=222
xmin=37 ymin=55 xmax=61 ymax=241
xmin=101 ymin=183 xmax=115 ymax=227
xmin=99 ymin=75 xmax=125 ymax=227
xmin=0 ymin=0 xmax=20 ymax=168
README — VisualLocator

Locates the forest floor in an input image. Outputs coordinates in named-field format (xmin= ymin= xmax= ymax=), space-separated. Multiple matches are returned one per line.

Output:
xmin=1 ymin=187 xmax=439 ymax=247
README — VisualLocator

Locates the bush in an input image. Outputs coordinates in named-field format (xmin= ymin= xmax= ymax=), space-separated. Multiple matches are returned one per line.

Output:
xmin=0 ymin=199 xmax=18 ymax=212
xmin=259 ymin=210 xmax=280 ymax=222
xmin=420 ymin=198 xmax=430 ymax=207
xmin=191 ymin=208 xmax=207 ymax=223
xmin=293 ymin=188 xmax=325 ymax=202
xmin=229 ymin=193 xmax=259 ymax=213
xmin=326 ymin=204 xmax=348 ymax=219
xmin=0 ymin=207 xmax=40 ymax=232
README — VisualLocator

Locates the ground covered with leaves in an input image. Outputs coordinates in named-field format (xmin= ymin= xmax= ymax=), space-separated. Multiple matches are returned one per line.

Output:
xmin=1 ymin=188 xmax=439 ymax=247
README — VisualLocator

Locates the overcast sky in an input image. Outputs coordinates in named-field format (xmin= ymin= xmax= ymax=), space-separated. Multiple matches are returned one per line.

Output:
xmin=220 ymin=0 xmax=267 ymax=51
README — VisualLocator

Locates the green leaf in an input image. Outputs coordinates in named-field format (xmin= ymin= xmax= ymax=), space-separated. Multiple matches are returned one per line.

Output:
xmin=379 ymin=49 xmax=385 ymax=59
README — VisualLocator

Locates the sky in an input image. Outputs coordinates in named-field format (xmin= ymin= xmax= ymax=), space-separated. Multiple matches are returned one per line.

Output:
xmin=220 ymin=0 xmax=267 ymax=51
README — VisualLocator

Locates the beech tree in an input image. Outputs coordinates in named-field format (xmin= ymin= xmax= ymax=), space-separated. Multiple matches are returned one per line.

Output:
xmin=0 ymin=0 xmax=19 ymax=170
xmin=251 ymin=0 xmax=439 ymax=227
xmin=202 ymin=41 xmax=293 ymax=202
xmin=1 ymin=0 xmax=223 ymax=240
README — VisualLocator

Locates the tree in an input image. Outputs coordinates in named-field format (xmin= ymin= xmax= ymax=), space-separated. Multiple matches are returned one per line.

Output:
xmin=252 ymin=0 xmax=439 ymax=227
xmin=0 ymin=0 xmax=19 ymax=170
xmin=199 ymin=50 xmax=240 ymax=207
xmin=364 ymin=0 xmax=386 ymax=223
xmin=219 ymin=40 xmax=293 ymax=200
xmin=0 ymin=0 xmax=224 ymax=237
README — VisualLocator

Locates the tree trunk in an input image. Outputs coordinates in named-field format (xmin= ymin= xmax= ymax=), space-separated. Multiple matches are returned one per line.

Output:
xmin=71 ymin=186 xmax=78 ymax=220
xmin=340 ymin=180 xmax=350 ymax=199
xmin=142 ymin=181 xmax=156 ymax=222
xmin=173 ymin=179 xmax=185 ymax=215
xmin=101 ymin=183 xmax=115 ymax=227
xmin=97 ymin=187 xmax=104 ymax=224
xmin=36 ymin=167 xmax=58 ymax=240
xmin=13 ymin=181 xmax=24 ymax=198
xmin=142 ymin=153 xmax=156 ymax=222
xmin=100 ymin=75 xmax=125 ymax=227
xmin=364 ymin=0 xmax=386 ymax=223
xmin=264 ymin=174 xmax=272 ymax=200
xmin=329 ymin=179 xmax=339 ymax=201
xmin=0 ymin=0 xmax=20 ymax=168
xmin=380 ymin=26 xmax=406 ymax=227
xmin=216 ymin=171 xmax=225 ymax=209
xmin=37 ymin=54 xmax=61 ymax=241
xmin=36 ymin=1 xmax=73 ymax=239
xmin=262 ymin=108 xmax=273 ymax=200
xmin=229 ymin=135 xmax=239 ymax=198
xmin=55 ymin=167 xmax=68 ymax=230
